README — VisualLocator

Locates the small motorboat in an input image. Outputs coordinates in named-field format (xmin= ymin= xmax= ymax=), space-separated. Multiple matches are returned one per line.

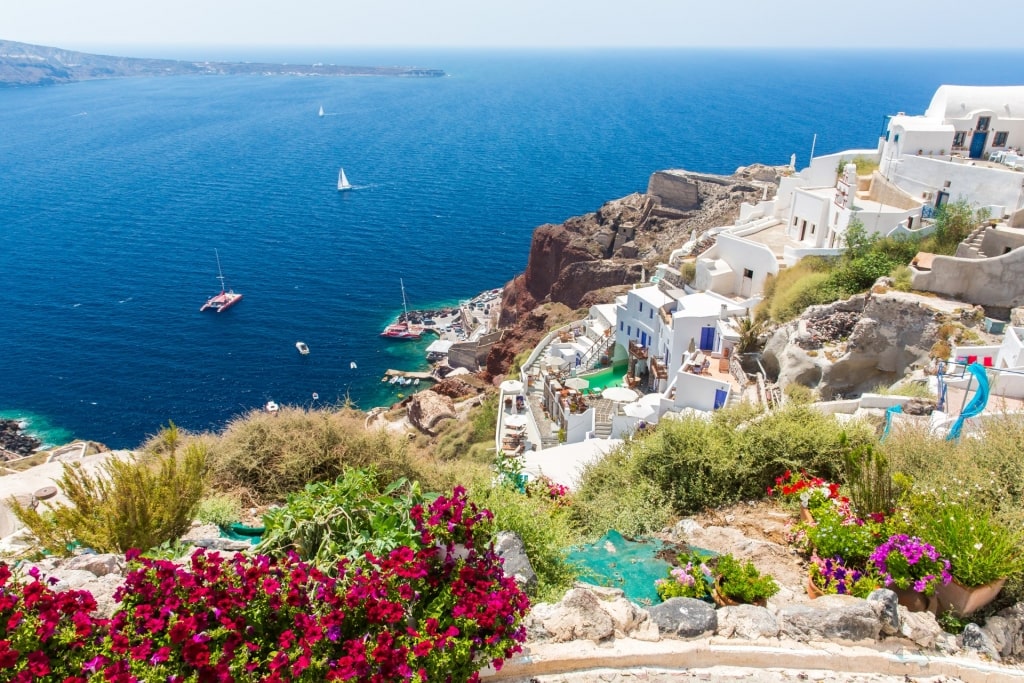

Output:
xmin=296 ymin=341 xmax=310 ymax=355
xmin=350 ymin=361 xmax=358 ymax=369
xmin=413 ymin=378 xmax=420 ymax=385
xmin=390 ymin=376 xmax=401 ymax=385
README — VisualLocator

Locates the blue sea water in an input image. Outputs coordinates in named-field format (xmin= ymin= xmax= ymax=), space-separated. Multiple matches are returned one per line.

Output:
xmin=1 ymin=49 xmax=1021 ymax=449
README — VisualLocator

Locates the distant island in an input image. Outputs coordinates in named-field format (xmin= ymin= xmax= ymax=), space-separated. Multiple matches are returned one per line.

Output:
xmin=0 ymin=40 xmax=446 ymax=87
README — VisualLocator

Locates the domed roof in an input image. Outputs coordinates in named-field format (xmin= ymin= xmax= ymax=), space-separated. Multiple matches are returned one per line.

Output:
xmin=925 ymin=85 xmax=1024 ymax=121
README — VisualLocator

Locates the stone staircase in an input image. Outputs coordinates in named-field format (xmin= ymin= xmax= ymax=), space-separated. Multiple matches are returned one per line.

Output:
xmin=957 ymin=226 xmax=988 ymax=258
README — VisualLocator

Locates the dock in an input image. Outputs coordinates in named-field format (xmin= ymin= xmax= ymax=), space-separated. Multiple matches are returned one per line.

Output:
xmin=382 ymin=369 xmax=434 ymax=381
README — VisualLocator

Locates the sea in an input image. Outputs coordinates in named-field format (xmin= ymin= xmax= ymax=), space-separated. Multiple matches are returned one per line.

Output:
xmin=1 ymin=48 xmax=1021 ymax=449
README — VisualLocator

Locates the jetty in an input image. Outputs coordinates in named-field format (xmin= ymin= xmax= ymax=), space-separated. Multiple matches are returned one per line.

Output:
xmin=382 ymin=369 xmax=434 ymax=381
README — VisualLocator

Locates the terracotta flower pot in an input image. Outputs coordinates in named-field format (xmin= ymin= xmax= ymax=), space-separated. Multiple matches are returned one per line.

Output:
xmin=806 ymin=574 xmax=825 ymax=600
xmin=892 ymin=587 xmax=939 ymax=614
xmin=799 ymin=507 xmax=815 ymax=524
xmin=935 ymin=578 xmax=1006 ymax=617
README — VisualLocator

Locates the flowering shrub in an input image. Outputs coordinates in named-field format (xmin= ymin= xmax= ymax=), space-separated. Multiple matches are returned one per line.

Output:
xmin=768 ymin=470 xmax=846 ymax=511
xmin=869 ymin=534 xmax=952 ymax=595
xmin=808 ymin=553 xmax=882 ymax=598
xmin=0 ymin=563 xmax=107 ymax=682
xmin=711 ymin=553 xmax=779 ymax=604
xmin=1 ymin=487 xmax=530 ymax=682
xmin=526 ymin=475 xmax=571 ymax=507
xmin=655 ymin=553 xmax=712 ymax=601
xmin=800 ymin=505 xmax=886 ymax=568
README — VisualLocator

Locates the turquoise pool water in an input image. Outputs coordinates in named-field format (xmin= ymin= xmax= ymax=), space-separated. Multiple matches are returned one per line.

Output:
xmin=578 ymin=363 xmax=628 ymax=393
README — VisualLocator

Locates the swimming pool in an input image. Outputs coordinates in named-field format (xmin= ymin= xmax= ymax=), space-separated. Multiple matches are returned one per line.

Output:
xmin=578 ymin=363 xmax=628 ymax=393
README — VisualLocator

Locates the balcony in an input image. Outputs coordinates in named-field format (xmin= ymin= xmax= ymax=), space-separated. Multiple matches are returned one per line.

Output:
xmin=628 ymin=340 xmax=649 ymax=359
xmin=649 ymin=356 xmax=669 ymax=380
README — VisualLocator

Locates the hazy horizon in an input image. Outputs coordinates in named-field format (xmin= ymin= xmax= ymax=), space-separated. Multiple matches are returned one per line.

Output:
xmin=6 ymin=0 xmax=1024 ymax=52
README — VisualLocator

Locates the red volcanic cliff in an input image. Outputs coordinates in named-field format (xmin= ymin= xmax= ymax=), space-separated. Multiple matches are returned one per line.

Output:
xmin=485 ymin=167 xmax=781 ymax=379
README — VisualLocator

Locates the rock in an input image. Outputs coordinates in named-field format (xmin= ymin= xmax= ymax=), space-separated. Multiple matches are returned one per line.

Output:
xmin=539 ymin=587 xmax=615 ymax=643
xmin=867 ymin=589 xmax=899 ymax=636
xmin=406 ymin=390 xmax=457 ymax=434
xmin=646 ymin=597 xmax=717 ymax=639
xmin=993 ymin=603 xmax=1024 ymax=657
xmin=180 ymin=523 xmax=222 ymax=543
xmin=778 ymin=596 xmax=883 ymax=642
xmin=897 ymin=608 xmax=943 ymax=648
xmin=630 ymin=618 xmax=660 ymax=642
xmin=981 ymin=615 xmax=1013 ymax=658
xmin=50 ymin=569 xmax=99 ymax=591
xmin=522 ymin=602 xmax=557 ymax=643
xmin=670 ymin=518 xmax=702 ymax=542
xmin=88 ymin=573 xmax=126 ymax=619
xmin=61 ymin=553 xmax=124 ymax=577
xmin=715 ymin=603 xmax=779 ymax=639
xmin=494 ymin=531 xmax=538 ymax=594
xmin=960 ymin=622 xmax=1001 ymax=661
xmin=189 ymin=538 xmax=253 ymax=552
xmin=595 ymin=595 xmax=649 ymax=639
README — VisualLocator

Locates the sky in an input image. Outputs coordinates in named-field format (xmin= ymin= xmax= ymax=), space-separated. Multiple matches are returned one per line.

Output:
xmin=4 ymin=0 xmax=1024 ymax=52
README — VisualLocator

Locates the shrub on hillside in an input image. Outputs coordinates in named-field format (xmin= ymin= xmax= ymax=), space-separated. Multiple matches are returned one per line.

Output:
xmin=570 ymin=405 xmax=875 ymax=536
xmin=469 ymin=481 xmax=580 ymax=601
xmin=12 ymin=440 xmax=205 ymax=556
xmin=255 ymin=469 xmax=425 ymax=571
xmin=768 ymin=271 xmax=834 ymax=322
xmin=207 ymin=407 xmax=413 ymax=502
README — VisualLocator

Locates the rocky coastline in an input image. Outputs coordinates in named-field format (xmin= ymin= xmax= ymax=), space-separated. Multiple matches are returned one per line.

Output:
xmin=0 ymin=419 xmax=41 ymax=459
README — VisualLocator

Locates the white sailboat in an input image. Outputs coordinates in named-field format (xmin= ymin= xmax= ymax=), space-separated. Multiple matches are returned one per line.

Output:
xmin=337 ymin=167 xmax=352 ymax=191
xmin=318 ymin=105 xmax=325 ymax=117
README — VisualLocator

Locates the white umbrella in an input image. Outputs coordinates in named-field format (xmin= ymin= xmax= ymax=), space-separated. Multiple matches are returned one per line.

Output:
xmin=623 ymin=401 xmax=657 ymax=419
xmin=505 ymin=414 xmax=527 ymax=428
xmin=499 ymin=379 xmax=524 ymax=395
xmin=545 ymin=356 xmax=569 ymax=370
xmin=602 ymin=386 xmax=639 ymax=402
xmin=564 ymin=377 xmax=589 ymax=391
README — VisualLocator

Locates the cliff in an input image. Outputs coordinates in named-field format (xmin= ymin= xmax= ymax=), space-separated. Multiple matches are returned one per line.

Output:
xmin=0 ymin=40 xmax=445 ymax=87
xmin=486 ymin=167 xmax=780 ymax=379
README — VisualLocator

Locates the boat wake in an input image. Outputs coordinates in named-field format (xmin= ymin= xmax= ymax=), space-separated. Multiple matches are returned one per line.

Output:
xmin=119 ymin=297 xmax=133 ymax=304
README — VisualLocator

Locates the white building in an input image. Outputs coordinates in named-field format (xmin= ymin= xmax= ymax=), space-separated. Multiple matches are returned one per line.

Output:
xmin=693 ymin=232 xmax=779 ymax=298
xmin=879 ymin=85 xmax=1024 ymax=217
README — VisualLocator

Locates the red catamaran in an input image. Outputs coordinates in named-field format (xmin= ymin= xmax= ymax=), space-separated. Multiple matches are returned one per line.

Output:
xmin=200 ymin=249 xmax=243 ymax=313
xmin=380 ymin=278 xmax=422 ymax=340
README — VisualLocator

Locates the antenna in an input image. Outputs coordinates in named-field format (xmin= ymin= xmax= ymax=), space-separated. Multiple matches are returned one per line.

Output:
xmin=809 ymin=133 xmax=818 ymax=163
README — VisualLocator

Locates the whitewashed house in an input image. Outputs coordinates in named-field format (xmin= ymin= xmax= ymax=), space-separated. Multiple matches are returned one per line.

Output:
xmin=951 ymin=326 xmax=1024 ymax=399
xmin=693 ymin=232 xmax=779 ymax=299
xmin=879 ymin=85 xmax=1024 ymax=216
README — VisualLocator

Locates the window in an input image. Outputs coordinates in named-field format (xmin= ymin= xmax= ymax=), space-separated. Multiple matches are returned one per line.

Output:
xmin=977 ymin=117 xmax=991 ymax=132
xmin=619 ymin=321 xmax=624 ymax=331
xmin=627 ymin=326 xmax=631 ymax=336
xmin=894 ymin=134 xmax=900 ymax=143
xmin=649 ymin=309 xmax=654 ymax=320
xmin=994 ymin=131 xmax=1009 ymax=147
xmin=743 ymin=268 xmax=753 ymax=279
xmin=638 ymin=302 xmax=643 ymax=313
xmin=953 ymin=131 xmax=967 ymax=148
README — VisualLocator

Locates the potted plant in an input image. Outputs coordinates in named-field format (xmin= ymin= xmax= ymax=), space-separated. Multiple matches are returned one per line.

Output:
xmin=801 ymin=505 xmax=885 ymax=569
xmin=908 ymin=495 xmax=1024 ymax=616
xmin=768 ymin=470 xmax=847 ymax=523
xmin=709 ymin=553 xmax=779 ymax=607
xmin=655 ymin=552 xmax=713 ymax=602
xmin=807 ymin=553 xmax=882 ymax=599
xmin=869 ymin=534 xmax=951 ymax=612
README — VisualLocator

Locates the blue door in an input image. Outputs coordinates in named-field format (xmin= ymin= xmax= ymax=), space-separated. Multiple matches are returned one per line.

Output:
xmin=699 ymin=326 xmax=715 ymax=351
xmin=641 ymin=331 xmax=648 ymax=347
xmin=713 ymin=388 xmax=728 ymax=410
xmin=970 ymin=131 xmax=988 ymax=159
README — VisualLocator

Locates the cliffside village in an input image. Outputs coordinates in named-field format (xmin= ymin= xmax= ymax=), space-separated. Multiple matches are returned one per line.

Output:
xmin=489 ymin=84 xmax=1024 ymax=489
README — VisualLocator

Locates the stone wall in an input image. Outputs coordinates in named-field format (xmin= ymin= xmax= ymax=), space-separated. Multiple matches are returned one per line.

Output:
xmin=913 ymin=247 xmax=1024 ymax=308
xmin=647 ymin=171 xmax=700 ymax=211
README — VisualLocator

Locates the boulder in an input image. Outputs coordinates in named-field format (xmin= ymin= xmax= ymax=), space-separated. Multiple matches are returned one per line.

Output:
xmin=715 ymin=603 xmax=779 ymax=639
xmin=646 ymin=597 xmax=717 ymax=639
xmin=867 ymin=588 xmax=900 ymax=636
xmin=991 ymin=603 xmax=1024 ymax=658
xmin=778 ymin=596 xmax=883 ymax=642
xmin=960 ymin=622 xmax=1001 ymax=661
xmin=897 ymin=608 xmax=943 ymax=648
xmin=494 ymin=531 xmax=537 ymax=594
xmin=406 ymin=390 xmax=456 ymax=433
xmin=50 ymin=569 xmax=99 ymax=591
xmin=538 ymin=587 xmax=615 ymax=643
xmin=61 ymin=553 xmax=124 ymax=577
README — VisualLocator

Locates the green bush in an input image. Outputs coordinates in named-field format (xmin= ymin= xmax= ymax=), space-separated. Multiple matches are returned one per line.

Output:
xmin=712 ymin=553 xmax=779 ymax=604
xmin=469 ymin=483 xmax=580 ymax=602
xmin=570 ymin=405 xmax=874 ymax=537
xmin=803 ymin=506 xmax=887 ymax=568
xmin=903 ymin=490 xmax=1024 ymax=587
xmin=194 ymin=494 xmax=242 ymax=527
xmin=769 ymin=271 xmax=834 ymax=322
xmin=207 ymin=407 xmax=413 ymax=502
xmin=12 ymin=442 xmax=206 ymax=555
xmin=255 ymin=469 xmax=425 ymax=571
